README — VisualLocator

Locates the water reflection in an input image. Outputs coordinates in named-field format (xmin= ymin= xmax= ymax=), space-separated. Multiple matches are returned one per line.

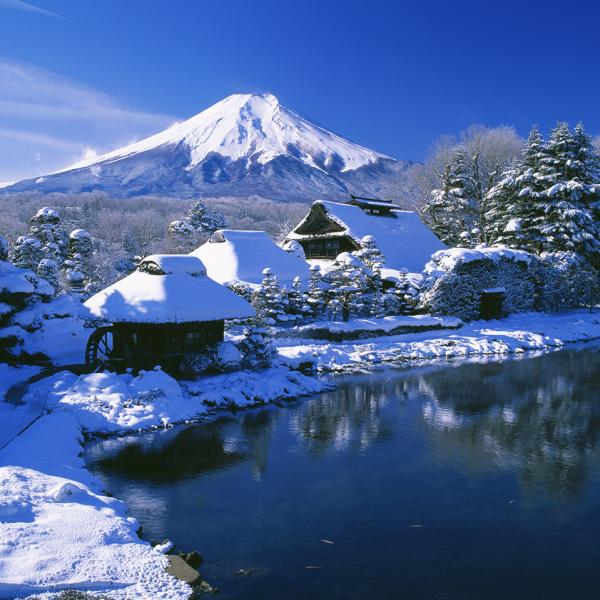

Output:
xmin=416 ymin=349 xmax=600 ymax=498
xmin=86 ymin=346 xmax=600 ymax=600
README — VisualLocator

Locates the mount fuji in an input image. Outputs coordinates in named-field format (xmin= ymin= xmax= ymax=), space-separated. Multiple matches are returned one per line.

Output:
xmin=3 ymin=93 xmax=413 ymax=202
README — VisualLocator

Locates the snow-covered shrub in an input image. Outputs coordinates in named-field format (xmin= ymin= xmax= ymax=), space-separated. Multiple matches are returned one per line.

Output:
xmin=238 ymin=326 xmax=277 ymax=371
xmin=419 ymin=246 xmax=535 ymax=321
xmin=226 ymin=281 xmax=253 ymax=302
xmin=534 ymin=252 xmax=600 ymax=312
xmin=0 ymin=258 xmax=61 ymax=361
xmin=178 ymin=341 xmax=243 ymax=377
xmin=178 ymin=350 xmax=214 ymax=377
xmin=212 ymin=341 xmax=242 ymax=372
xmin=282 ymin=239 xmax=306 ymax=261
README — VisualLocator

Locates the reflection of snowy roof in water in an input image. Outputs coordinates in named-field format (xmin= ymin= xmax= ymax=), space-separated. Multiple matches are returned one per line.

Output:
xmin=84 ymin=254 xmax=254 ymax=323
xmin=191 ymin=230 xmax=310 ymax=286
xmin=288 ymin=200 xmax=446 ymax=273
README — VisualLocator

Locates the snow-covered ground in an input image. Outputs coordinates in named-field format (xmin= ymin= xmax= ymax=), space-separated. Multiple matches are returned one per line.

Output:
xmin=0 ymin=366 xmax=326 ymax=599
xmin=276 ymin=310 xmax=600 ymax=372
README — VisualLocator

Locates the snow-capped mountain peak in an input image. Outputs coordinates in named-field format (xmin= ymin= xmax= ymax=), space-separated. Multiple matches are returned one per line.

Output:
xmin=4 ymin=92 xmax=411 ymax=201
xmin=71 ymin=92 xmax=388 ymax=173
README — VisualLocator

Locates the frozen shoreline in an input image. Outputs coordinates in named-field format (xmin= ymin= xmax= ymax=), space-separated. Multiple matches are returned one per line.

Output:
xmin=2 ymin=309 xmax=600 ymax=599
xmin=276 ymin=311 xmax=600 ymax=372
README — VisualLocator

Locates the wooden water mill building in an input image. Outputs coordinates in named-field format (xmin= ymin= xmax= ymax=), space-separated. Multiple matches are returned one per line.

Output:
xmin=83 ymin=254 xmax=254 ymax=372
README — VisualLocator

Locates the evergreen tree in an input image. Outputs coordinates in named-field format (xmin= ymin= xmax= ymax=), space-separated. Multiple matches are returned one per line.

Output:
xmin=187 ymin=200 xmax=227 ymax=234
xmin=427 ymin=152 xmax=478 ymax=245
xmin=29 ymin=207 xmax=69 ymax=264
xmin=167 ymin=219 xmax=196 ymax=253
xmin=251 ymin=268 xmax=285 ymax=325
xmin=63 ymin=229 xmax=96 ymax=297
xmin=307 ymin=264 xmax=326 ymax=318
xmin=0 ymin=235 xmax=8 ymax=262
xmin=239 ymin=326 xmax=278 ymax=371
xmin=12 ymin=236 xmax=43 ymax=270
xmin=485 ymin=127 xmax=547 ymax=250
xmin=325 ymin=253 xmax=366 ymax=321
xmin=537 ymin=123 xmax=600 ymax=257
xmin=37 ymin=258 xmax=60 ymax=294
xmin=368 ymin=262 xmax=385 ymax=317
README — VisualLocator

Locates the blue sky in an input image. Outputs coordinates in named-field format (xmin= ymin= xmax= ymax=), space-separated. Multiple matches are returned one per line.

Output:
xmin=0 ymin=0 xmax=599 ymax=181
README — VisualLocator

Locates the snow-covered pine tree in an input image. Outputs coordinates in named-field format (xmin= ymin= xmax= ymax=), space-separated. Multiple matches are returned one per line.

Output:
xmin=36 ymin=258 xmax=60 ymax=295
xmin=29 ymin=207 xmax=69 ymax=265
xmin=426 ymin=152 xmax=478 ymax=246
xmin=0 ymin=236 xmax=8 ymax=262
xmin=286 ymin=276 xmax=309 ymax=318
xmin=251 ymin=268 xmax=285 ymax=325
xmin=167 ymin=219 xmax=196 ymax=253
xmin=485 ymin=127 xmax=546 ymax=250
xmin=356 ymin=235 xmax=385 ymax=269
xmin=187 ymin=200 xmax=227 ymax=235
xmin=63 ymin=229 xmax=96 ymax=297
xmin=12 ymin=236 xmax=43 ymax=270
xmin=239 ymin=326 xmax=278 ymax=371
xmin=307 ymin=264 xmax=326 ymax=318
xmin=537 ymin=122 xmax=600 ymax=258
xmin=368 ymin=262 xmax=385 ymax=317
xmin=325 ymin=253 xmax=366 ymax=321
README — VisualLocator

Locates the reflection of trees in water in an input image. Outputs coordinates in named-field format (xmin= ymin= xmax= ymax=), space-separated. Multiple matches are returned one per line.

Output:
xmin=93 ymin=410 xmax=279 ymax=483
xmin=416 ymin=348 xmax=600 ymax=498
xmin=290 ymin=375 xmax=409 ymax=454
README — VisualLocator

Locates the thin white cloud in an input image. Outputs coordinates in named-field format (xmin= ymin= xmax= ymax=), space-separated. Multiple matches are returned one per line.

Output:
xmin=0 ymin=0 xmax=59 ymax=17
xmin=0 ymin=127 xmax=81 ymax=151
xmin=0 ymin=59 xmax=174 ymax=126
xmin=0 ymin=59 xmax=177 ymax=181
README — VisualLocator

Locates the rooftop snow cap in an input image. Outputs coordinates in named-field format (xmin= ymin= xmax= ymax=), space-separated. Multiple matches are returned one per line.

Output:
xmin=84 ymin=254 xmax=254 ymax=324
xmin=191 ymin=229 xmax=310 ymax=286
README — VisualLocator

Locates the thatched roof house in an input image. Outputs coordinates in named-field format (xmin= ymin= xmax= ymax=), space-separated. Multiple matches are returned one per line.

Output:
xmin=284 ymin=200 xmax=445 ymax=273
xmin=83 ymin=254 xmax=254 ymax=371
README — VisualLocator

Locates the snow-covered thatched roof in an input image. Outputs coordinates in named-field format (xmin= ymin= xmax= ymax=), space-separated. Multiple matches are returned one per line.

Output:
xmin=84 ymin=254 xmax=255 ymax=324
xmin=191 ymin=229 xmax=310 ymax=286
xmin=287 ymin=200 xmax=446 ymax=273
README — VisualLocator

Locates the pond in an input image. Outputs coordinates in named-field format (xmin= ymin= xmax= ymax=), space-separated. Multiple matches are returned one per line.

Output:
xmin=86 ymin=346 xmax=600 ymax=599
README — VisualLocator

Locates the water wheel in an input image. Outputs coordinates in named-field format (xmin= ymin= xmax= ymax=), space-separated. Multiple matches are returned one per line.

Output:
xmin=85 ymin=326 xmax=134 ymax=372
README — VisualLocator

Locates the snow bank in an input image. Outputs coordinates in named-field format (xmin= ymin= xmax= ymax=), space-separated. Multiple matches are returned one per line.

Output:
xmin=0 ymin=363 xmax=328 ymax=599
xmin=279 ymin=314 xmax=462 ymax=341
xmin=0 ymin=412 xmax=192 ymax=600
xmin=276 ymin=311 xmax=600 ymax=372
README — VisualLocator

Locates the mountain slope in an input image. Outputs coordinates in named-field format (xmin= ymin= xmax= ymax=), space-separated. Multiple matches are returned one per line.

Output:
xmin=3 ymin=93 xmax=413 ymax=201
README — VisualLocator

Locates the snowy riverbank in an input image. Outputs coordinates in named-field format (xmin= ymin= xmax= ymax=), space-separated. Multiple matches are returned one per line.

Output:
xmin=276 ymin=310 xmax=600 ymax=372
xmin=0 ymin=366 xmax=326 ymax=599
xmin=2 ymin=309 xmax=600 ymax=598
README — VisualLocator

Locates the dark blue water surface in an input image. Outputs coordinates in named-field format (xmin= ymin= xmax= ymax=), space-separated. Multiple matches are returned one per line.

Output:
xmin=85 ymin=346 xmax=600 ymax=599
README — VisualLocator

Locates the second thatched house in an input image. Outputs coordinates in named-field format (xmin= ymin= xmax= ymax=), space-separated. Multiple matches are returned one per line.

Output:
xmin=284 ymin=199 xmax=445 ymax=273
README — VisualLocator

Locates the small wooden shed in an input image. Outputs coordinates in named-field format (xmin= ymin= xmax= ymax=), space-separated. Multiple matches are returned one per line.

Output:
xmin=83 ymin=254 xmax=255 ymax=372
